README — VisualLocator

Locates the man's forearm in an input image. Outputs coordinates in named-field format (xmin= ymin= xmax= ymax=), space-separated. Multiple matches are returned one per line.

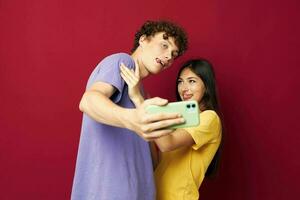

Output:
xmin=79 ymin=90 xmax=132 ymax=129
xmin=80 ymin=93 xmax=185 ymax=140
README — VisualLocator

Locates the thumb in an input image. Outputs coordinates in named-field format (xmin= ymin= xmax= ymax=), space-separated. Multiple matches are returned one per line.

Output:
xmin=143 ymin=97 xmax=169 ymax=107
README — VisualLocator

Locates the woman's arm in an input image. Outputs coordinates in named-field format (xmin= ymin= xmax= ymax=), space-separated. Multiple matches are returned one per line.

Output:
xmin=154 ymin=129 xmax=195 ymax=152
xmin=156 ymin=111 xmax=221 ymax=152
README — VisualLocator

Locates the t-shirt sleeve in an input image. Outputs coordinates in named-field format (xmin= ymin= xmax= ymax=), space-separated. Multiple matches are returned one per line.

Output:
xmin=90 ymin=54 xmax=134 ymax=103
xmin=183 ymin=111 xmax=221 ymax=150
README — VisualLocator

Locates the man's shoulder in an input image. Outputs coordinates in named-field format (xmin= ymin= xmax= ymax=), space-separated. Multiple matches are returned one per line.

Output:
xmin=102 ymin=52 xmax=133 ymax=65
xmin=95 ymin=52 xmax=134 ymax=74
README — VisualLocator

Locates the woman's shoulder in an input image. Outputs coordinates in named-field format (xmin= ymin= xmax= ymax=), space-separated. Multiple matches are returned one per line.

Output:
xmin=199 ymin=110 xmax=221 ymax=127
xmin=200 ymin=110 xmax=219 ymax=120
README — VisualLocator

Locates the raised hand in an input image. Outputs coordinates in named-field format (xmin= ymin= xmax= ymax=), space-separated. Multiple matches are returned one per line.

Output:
xmin=120 ymin=62 xmax=144 ymax=106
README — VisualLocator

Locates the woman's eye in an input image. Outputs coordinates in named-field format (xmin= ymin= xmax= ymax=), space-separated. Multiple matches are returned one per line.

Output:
xmin=189 ymin=80 xmax=196 ymax=83
xmin=177 ymin=80 xmax=183 ymax=85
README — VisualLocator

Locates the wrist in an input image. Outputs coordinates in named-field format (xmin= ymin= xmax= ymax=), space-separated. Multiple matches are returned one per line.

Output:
xmin=131 ymin=94 xmax=144 ymax=107
xmin=118 ymin=108 xmax=137 ymax=131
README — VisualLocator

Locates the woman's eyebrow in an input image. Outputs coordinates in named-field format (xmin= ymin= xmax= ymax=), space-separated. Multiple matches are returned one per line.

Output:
xmin=178 ymin=76 xmax=198 ymax=80
xmin=183 ymin=76 xmax=198 ymax=79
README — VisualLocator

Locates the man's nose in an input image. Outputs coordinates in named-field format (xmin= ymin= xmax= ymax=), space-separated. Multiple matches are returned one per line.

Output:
xmin=163 ymin=52 xmax=173 ymax=67
xmin=164 ymin=49 xmax=173 ymax=60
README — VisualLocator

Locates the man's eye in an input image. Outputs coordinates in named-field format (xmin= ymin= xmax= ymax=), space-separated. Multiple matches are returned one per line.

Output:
xmin=162 ymin=44 xmax=168 ymax=49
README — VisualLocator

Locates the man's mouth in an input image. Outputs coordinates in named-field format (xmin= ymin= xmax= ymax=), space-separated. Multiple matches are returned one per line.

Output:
xmin=156 ymin=58 xmax=165 ymax=67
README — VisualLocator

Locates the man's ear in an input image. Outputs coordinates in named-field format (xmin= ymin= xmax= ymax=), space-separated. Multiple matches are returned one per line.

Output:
xmin=139 ymin=35 xmax=148 ymax=47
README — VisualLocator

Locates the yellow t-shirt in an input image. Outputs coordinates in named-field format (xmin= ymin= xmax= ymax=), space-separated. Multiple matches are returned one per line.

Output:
xmin=154 ymin=110 xmax=222 ymax=200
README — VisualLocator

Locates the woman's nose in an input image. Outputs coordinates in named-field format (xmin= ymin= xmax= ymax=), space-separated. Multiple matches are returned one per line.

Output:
xmin=181 ymin=83 xmax=189 ymax=91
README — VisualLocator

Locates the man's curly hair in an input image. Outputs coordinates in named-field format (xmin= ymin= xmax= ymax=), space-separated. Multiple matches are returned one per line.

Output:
xmin=131 ymin=20 xmax=188 ymax=57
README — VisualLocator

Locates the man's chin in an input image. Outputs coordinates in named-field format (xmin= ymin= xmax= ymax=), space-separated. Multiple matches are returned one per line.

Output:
xmin=148 ymin=68 xmax=161 ymax=75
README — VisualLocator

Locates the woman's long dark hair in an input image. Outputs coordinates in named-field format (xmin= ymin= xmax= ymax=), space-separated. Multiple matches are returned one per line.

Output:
xmin=176 ymin=59 xmax=222 ymax=177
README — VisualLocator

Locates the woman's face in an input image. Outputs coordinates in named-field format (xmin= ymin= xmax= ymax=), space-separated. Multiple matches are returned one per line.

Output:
xmin=177 ymin=67 xmax=205 ymax=104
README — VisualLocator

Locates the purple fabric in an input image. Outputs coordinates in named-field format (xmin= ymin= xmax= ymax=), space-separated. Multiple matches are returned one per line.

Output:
xmin=71 ymin=53 xmax=155 ymax=200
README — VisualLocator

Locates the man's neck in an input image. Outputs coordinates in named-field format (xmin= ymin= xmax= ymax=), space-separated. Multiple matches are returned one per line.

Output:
xmin=131 ymin=50 xmax=149 ymax=79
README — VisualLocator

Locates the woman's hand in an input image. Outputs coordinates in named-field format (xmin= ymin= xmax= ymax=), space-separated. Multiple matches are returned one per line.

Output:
xmin=120 ymin=62 xmax=144 ymax=106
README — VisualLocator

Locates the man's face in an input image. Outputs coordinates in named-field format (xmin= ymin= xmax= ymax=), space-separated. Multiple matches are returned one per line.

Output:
xmin=139 ymin=32 xmax=179 ymax=75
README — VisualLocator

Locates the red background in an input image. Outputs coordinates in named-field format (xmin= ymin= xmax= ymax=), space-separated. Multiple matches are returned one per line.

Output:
xmin=1 ymin=0 xmax=299 ymax=199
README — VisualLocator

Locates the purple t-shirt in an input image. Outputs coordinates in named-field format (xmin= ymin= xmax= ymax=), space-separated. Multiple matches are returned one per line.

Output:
xmin=71 ymin=53 xmax=155 ymax=200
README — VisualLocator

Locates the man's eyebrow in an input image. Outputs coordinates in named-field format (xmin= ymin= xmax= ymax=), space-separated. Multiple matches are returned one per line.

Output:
xmin=166 ymin=40 xmax=179 ymax=52
xmin=162 ymin=38 xmax=173 ymax=44
xmin=162 ymin=34 xmax=179 ymax=53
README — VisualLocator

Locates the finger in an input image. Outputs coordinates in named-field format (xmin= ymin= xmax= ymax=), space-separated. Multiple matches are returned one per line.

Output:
xmin=120 ymin=66 xmax=131 ymax=79
xmin=121 ymin=64 xmax=138 ymax=82
xmin=130 ymin=69 xmax=139 ymax=82
xmin=120 ymin=62 xmax=128 ymax=70
xmin=120 ymin=72 xmax=134 ymax=86
xmin=120 ymin=63 xmax=134 ymax=75
xmin=142 ymin=117 xmax=184 ymax=131
xmin=134 ymin=60 xmax=140 ymax=77
xmin=120 ymin=64 xmax=134 ymax=80
xmin=121 ymin=69 xmax=137 ymax=85
xmin=145 ymin=112 xmax=183 ymax=122
xmin=141 ymin=129 xmax=174 ymax=140
xmin=131 ymin=69 xmax=137 ymax=79
xmin=120 ymin=73 xmax=129 ymax=85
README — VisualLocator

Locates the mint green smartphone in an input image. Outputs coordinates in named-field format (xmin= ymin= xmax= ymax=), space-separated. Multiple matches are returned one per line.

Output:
xmin=145 ymin=100 xmax=200 ymax=129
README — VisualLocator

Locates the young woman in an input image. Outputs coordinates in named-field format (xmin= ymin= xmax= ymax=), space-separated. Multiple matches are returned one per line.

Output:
xmin=120 ymin=59 xmax=222 ymax=200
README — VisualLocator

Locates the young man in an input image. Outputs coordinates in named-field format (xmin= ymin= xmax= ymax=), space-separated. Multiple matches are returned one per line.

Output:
xmin=71 ymin=20 xmax=188 ymax=200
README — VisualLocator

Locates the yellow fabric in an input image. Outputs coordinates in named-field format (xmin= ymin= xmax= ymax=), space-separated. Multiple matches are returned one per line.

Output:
xmin=154 ymin=110 xmax=222 ymax=200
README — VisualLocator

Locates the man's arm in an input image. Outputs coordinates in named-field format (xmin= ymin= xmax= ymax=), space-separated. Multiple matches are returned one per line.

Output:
xmin=79 ymin=81 xmax=129 ymax=127
xmin=79 ymin=81 xmax=185 ymax=141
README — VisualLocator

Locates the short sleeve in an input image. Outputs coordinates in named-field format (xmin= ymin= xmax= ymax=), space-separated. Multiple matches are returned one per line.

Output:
xmin=88 ymin=53 xmax=135 ymax=103
xmin=183 ymin=110 xmax=221 ymax=150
